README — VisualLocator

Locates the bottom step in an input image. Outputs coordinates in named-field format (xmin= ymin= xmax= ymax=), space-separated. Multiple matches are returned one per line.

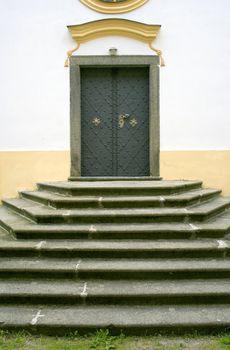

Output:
xmin=0 ymin=305 xmax=230 ymax=335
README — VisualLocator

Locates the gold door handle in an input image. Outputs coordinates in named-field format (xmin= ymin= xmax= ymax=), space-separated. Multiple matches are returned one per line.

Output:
xmin=118 ymin=114 xmax=130 ymax=128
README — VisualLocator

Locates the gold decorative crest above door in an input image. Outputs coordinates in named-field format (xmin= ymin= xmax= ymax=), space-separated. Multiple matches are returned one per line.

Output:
xmin=65 ymin=19 xmax=165 ymax=67
xmin=80 ymin=0 xmax=148 ymax=14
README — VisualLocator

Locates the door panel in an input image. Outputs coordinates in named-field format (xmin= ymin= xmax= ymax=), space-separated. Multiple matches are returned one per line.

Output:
xmin=81 ymin=68 xmax=113 ymax=176
xmin=81 ymin=67 xmax=149 ymax=176
xmin=117 ymin=67 xmax=149 ymax=176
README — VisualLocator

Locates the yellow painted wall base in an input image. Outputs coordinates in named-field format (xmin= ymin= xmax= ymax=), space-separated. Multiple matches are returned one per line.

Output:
xmin=0 ymin=150 xmax=229 ymax=201
xmin=0 ymin=151 xmax=70 ymax=201
xmin=161 ymin=151 xmax=230 ymax=196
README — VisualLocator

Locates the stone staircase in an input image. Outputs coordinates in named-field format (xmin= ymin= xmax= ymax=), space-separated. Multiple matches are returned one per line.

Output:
xmin=0 ymin=178 xmax=230 ymax=334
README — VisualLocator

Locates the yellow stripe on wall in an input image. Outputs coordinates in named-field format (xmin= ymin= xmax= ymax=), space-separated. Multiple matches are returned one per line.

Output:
xmin=0 ymin=150 xmax=229 ymax=201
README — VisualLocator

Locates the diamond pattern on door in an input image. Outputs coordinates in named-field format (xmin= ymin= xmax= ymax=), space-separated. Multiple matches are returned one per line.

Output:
xmin=81 ymin=67 xmax=149 ymax=176
xmin=117 ymin=68 xmax=149 ymax=176
xmin=81 ymin=68 xmax=114 ymax=176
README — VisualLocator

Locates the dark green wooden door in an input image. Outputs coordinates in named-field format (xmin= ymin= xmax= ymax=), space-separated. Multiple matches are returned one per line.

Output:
xmin=81 ymin=67 xmax=149 ymax=176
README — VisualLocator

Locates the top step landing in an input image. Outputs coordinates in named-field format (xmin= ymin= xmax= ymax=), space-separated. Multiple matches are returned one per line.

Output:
xmin=37 ymin=180 xmax=203 ymax=196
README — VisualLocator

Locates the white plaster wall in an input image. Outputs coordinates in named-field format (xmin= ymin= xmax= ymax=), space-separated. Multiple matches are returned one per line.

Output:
xmin=0 ymin=0 xmax=230 ymax=150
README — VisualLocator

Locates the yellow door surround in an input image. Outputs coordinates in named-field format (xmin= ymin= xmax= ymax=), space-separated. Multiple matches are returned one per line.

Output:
xmin=80 ymin=0 xmax=149 ymax=14
xmin=65 ymin=19 xmax=165 ymax=67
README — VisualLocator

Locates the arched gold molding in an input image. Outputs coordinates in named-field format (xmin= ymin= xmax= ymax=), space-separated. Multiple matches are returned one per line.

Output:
xmin=67 ymin=19 xmax=161 ymax=44
xmin=80 ymin=0 xmax=148 ymax=14
xmin=65 ymin=19 xmax=165 ymax=67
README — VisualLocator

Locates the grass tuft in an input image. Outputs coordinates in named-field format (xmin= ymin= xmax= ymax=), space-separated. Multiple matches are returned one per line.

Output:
xmin=219 ymin=334 xmax=230 ymax=346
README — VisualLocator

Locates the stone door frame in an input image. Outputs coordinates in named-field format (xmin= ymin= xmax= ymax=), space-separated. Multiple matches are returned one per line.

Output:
xmin=69 ymin=55 xmax=160 ymax=178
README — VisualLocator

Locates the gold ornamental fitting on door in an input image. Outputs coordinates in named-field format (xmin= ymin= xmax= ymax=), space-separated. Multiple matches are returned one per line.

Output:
xmin=92 ymin=117 xmax=101 ymax=126
xmin=129 ymin=117 xmax=138 ymax=127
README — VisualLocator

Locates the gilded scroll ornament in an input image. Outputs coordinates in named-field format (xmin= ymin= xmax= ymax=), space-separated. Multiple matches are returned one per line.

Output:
xmin=65 ymin=19 xmax=165 ymax=67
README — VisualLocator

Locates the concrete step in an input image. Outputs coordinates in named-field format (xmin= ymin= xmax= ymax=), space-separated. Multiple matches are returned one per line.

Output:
xmin=0 ymin=279 xmax=229 ymax=305
xmin=0 ymin=257 xmax=229 ymax=279
xmin=0 ymin=304 xmax=229 ymax=334
xmin=20 ymin=188 xmax=221 ymax=209
xmin=37 ymin=180 xmax=203 ymax=196
xmin=0 ymin=239 xmax=229 ymax=258
xmin=77 ymin=258 xmax=230 ymax=280
xmin=1 ymin=206 xmax=230 ymax=240
xmin=3 ymin=197 xmax=230 ymax=224
xmin=0 ymin=226 xmax=11 ymax=240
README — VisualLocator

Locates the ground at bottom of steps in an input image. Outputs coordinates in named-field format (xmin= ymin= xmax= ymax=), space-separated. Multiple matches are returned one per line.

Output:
xmin=0 ymin=331 xmax=230 ymax=350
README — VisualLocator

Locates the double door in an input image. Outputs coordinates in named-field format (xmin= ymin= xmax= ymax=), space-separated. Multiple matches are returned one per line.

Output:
xmin=81 ymin=67 xmax=149 ymax=176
